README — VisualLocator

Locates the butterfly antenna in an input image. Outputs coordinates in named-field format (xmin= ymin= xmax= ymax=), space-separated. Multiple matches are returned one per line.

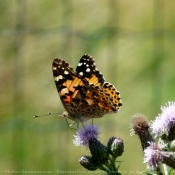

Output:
xmin=33 ymin=112 xmax=59 ymax=118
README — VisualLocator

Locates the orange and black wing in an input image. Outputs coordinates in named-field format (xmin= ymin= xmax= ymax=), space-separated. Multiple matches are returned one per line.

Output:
xmin=76 ymin=54 xmax=105 ymax=87
xmin=52 ymin=58 xmax=87 ymax=109
xmin=101 ymin=82 xmax=122 ymax=112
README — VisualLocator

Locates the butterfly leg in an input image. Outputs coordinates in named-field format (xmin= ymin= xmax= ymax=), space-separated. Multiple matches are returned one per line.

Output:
xmin=91 ymin=116 xmax=94 ymax=125
xmin=66 ymin=118 xmax=77 ymax=132
xmin=75 ymin=122 xmax=84 ymax=129
xmin=81 ymin=122 xmax=85 ymax=128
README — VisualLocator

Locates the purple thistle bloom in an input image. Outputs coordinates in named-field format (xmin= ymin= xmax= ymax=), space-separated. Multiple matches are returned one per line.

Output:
xmin=143 ymin=142 xmax=163 ymax=170
xmin=151 ymin=101 xmax=175 ymax=137
xmin=73 ymin=124 xmax=100 ymax=147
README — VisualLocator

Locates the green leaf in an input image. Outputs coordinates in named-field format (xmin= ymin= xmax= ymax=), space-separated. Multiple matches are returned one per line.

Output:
xmin=168 ymin=168 xmax=173 ymax=175
xmin=142 ymin=170 xmax=155 ymax=175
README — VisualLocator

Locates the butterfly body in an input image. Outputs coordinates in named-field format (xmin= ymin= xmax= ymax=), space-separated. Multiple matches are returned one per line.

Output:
xmin=52 ymin=54 xmax=122 ymax=124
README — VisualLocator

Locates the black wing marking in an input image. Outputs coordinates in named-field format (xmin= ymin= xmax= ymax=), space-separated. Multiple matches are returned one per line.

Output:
xmin=76 ymin=54 xmax=105 ymax=87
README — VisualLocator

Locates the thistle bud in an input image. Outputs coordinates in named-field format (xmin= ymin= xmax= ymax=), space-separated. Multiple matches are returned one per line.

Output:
xmin=89 ymin=138 xmax=109 ymax=164
xmin=107 ymin=137 xmax=124 ymax=158
xmin=79 ymin=155 xmax=98 ymax=171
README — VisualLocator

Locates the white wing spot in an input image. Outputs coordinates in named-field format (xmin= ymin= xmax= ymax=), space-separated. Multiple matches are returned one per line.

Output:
xmin=79 ymin=72 xmax=83 ymax=76
xmin=78 ymin=63 xmax=82 ymax=66
xmin=53 ymin=67 xmax=57 ymax=70
xmin=86 ymin=64 xmax=89 ymax=67
xmin=64 ymin=70 xmax=69 ymax=75
xmin=55 ymin=75 xmax=63 ymax=81
xmin=86 ymin=68 xmax=91 ymax=72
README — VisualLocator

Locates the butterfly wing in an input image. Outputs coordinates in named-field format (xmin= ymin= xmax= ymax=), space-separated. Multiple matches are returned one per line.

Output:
xmin=52 ymin=55 xmax=122 ymax=123
xmin=52 ymin=58 xmax=87 ymax=110
xmin=76 ymin=54 xmax=105 ymax=87
xmin=101 ymin=82 xmax=122 ymax=112
xmin=77 ymin=83 xmax=122 ymax=118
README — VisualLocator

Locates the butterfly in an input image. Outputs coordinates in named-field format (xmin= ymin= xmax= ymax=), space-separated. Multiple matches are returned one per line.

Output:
xmin=52 ymin=54 xmax=122 ymax=125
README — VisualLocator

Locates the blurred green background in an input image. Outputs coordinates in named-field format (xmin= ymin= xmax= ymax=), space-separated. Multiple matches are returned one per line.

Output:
xmin=1 ymin=0 xmax=175 ymax=174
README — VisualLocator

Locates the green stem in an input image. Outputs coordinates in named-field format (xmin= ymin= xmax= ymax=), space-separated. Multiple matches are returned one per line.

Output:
xmin=99 ymin=164 xmax=110 ymax=174
xmin=163 ymin=164 xmax=168 ymax=175
xmin=104 ymin=156 xmax=119 ymax=175
xmin=155 ymin=167 xmax=164 ymax=175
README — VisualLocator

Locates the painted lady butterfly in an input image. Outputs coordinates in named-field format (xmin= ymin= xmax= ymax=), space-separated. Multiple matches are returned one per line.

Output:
xmin=52 ymin=54 xmax=122 ymax=124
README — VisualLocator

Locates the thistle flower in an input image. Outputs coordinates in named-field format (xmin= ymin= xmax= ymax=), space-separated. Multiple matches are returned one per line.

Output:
xmin=144 ymin=142 xmax=175 ymax=170
xmin=151 ymin=101 xmax=175 ymax=140
xmin=131 ymin=114 xmax=154 ymax=150
xmin=73 ymin=124 xmax=100 ymax=147
xmin=73 ymin=124 xmax=108 ymax=164
xmin=157 ymin=138 xmax=168 ymax=150
xmin=73 ymin=124 xmax=123 ymax=174
xmin=143 ymin=142 xmax=163 ymax=170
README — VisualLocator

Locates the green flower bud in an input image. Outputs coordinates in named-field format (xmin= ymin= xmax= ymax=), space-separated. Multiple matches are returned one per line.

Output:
xmin=107 ymin=137 xmax=124 ymax=158
xmin=79 ymin=155 xmax=97 ymax=171
xmin=89 ymin=138 xmax=109 ymax=164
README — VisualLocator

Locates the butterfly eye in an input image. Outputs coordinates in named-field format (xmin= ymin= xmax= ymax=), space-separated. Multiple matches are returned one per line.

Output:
xmin=62 ymin=111 xmax=69 ymax=118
